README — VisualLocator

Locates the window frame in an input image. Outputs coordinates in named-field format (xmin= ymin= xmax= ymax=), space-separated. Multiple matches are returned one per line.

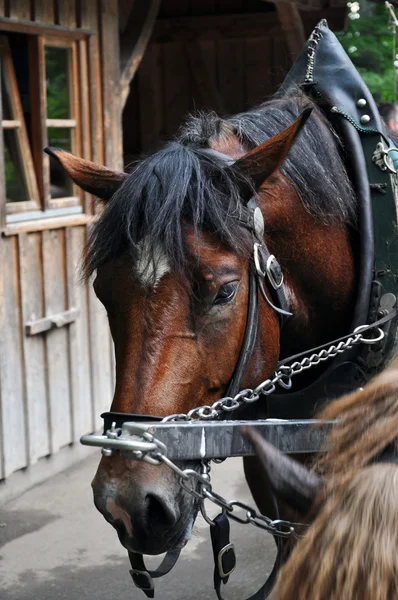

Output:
xmin=0 ymin=31 xmax=87 ymax=228
xmin=0 ymin=35 xmax=40 ymax=215
xmin=39 ymin=35 xmax=82 ymax=210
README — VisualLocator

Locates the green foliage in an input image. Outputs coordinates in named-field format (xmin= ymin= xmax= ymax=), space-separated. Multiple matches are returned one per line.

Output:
xmin=337 ymin=2 xmax=396 ymax=103
xmin=45 ymin=46 xmax=69 ymax=120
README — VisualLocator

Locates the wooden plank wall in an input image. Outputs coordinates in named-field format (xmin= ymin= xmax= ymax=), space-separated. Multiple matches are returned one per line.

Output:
xmin=0 ymin=0 xmax=119 ymax=484
xmin=123 ymin=0 xmax=290 ymax=157
xmin=123 ymin=0 xmax=344 ymax=159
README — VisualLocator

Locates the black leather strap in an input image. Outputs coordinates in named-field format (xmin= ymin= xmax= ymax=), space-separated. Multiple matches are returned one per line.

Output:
xmin=211 ymin=513 xmax=237 ymax=598
xmin=225 ymin=270 xmax=259 ymax=398
xmin=210 ymin=511 xmax=285 ymax=600
xmin=128 ymin=550 xmax=181 ymax=598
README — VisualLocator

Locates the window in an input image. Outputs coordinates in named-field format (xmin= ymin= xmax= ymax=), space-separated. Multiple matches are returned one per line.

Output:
xmin=0 ymin=35 xmax=40 ymax=214
xmin=43 ymin=38 xmax=80 ymax=208
xmin=0 ymin=32 xmax=85 ymax=225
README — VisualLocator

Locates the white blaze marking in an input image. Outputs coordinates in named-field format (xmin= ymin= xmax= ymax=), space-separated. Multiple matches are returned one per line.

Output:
xmin=136 ymin=239 xmax=170 ymax=287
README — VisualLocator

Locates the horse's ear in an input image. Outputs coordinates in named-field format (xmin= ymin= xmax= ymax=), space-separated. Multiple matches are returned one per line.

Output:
xmin=242 ymin=427 xmax=323 ymax=515
xmin=234 ymin=108 xmax=312 ymax=201
xmin=44 ymin=147 xmax=128 ymax=201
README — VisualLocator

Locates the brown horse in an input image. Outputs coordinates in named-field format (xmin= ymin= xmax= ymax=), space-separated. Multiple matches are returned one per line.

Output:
xmin=247 ymin=359 xmax=398 ymax=600
xmin=46 ymin=89 xmax=356 ymax=556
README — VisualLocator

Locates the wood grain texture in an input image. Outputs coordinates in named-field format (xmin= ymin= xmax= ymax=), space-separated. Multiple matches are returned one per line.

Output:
xmin=34 ymin=0 xmax=55 ymax=23
xmin=9 ymin=0 xmax=32 ymax=20
xmin=57 ymin=0 xmax=76 ymax=27
xmin=66 ymin=226 xmax=93 ymax=440
xmin=0 ymin=236 xmax=27 ymax=477
xmin=0 ymin=53 xmax=5 ymax=228
xmin=78 ymin=39 xmax=92 ymax=212
xmin=18 ymin=233 xmax=50 ymax=463
xmin=119 ymin=0 xmax=161 ymax=109
xmin=88 ymin=280 xmax=113 ymax=432
xmin=42 ymin=229 xmax=72 ymax=452
xmin=81 ymin=0 xmax=104 ymax=216
xmin=100 ymin=0 xmax=123 ymax=170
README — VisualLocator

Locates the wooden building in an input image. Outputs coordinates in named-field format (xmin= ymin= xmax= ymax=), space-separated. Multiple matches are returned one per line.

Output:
xmin=0 ymin=0 xmax=346 ymax=502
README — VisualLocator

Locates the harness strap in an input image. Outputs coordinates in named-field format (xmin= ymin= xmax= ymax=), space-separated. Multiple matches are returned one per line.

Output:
xmin=128 ymin=550 xmax=181 ymax=598
xmin=210 ymin=513 xmax=236 ymax=595
xmin=225 ymin=270 xmax=259 ymax=397
xmin=210 ymin=509 xmax=285 ymax=600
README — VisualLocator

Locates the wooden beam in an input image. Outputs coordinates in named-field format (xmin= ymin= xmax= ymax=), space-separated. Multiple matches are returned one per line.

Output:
xmin=0 ymin=17 xmax=94 ymax=37
xmin=275 ymin=1 xmax=306 ymax=59
xmin=119 ymin=0 xmax=161 ymax=109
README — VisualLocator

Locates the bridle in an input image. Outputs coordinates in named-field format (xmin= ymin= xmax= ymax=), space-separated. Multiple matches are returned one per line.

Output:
xmin=102 ymin=148 xmax=293 ymax=434
xmin=101 ymin=150 xmax=295 ymax=599
xmin=98 ymin=149 xmax=396 ymax=599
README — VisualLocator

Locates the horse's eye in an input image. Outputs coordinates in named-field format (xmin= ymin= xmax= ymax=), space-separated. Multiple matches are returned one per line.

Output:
xmin=213 ymin=282 xmax=238 ymax=306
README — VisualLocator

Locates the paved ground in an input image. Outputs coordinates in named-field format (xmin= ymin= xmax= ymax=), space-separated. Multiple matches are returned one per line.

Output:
xmin=0 ymin=454 xmax=276 ymax=600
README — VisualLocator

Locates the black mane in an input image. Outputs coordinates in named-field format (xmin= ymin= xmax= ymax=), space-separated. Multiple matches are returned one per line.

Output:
xmin=84 ymin=90 xmax=355 ymax=279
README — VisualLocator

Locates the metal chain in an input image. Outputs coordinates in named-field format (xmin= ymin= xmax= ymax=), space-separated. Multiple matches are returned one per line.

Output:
xmin=162 ymin=327 xmax=382 ymax=423
xmin=99 ymin=323 xmax=384 ymax=538
xmin=144 ymin=437 xmax=306 ymax=538
xmin=128 ymin=325 xmax=385 ymax=537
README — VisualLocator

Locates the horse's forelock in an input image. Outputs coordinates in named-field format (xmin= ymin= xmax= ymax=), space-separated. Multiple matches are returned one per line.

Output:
xmin=82 ymin=89 xmax=355 ymax=281
xmin=83 ymin=141 xmax=253 ymax=281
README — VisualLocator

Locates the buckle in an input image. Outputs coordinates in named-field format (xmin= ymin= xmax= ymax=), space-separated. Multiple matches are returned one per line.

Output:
xmin=130 ymin=569 xmax=154 ymax=592
xmin=253 ymin=243 xmax=266 ymax=277
xmin=266 ymin=255 xmax=283 ymax=289
xmin=218 ymin=542 xmax=236 ymax=578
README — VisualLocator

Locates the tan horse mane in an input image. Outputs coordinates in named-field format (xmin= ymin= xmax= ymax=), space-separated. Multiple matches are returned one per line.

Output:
xmin=315 ymin=358 xmax=398 ymax=478
xmin=275 ymin=357 xmax=398 ymax=599
xmin=277 ymin=464 xmax=398 ymax=600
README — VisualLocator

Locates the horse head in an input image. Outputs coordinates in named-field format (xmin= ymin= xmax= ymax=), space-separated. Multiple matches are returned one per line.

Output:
xmin=46 ymin=92 xmax=355 ymax=556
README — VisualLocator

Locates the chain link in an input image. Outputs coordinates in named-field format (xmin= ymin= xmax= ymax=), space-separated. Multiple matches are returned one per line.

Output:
xmin=135 ymin=325 xmax=386 ymax=537
xmin=162 ymin=329 xmax=378 ymax=424
xmin=115 ymin=324 xmax=385 ymax=538
xmin=154 ymin=449 xmax=307 ymax=538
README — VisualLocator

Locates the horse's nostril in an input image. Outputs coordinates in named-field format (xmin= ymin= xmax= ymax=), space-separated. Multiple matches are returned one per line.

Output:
xmin=145 ymin=493 xmax=177 ymax=530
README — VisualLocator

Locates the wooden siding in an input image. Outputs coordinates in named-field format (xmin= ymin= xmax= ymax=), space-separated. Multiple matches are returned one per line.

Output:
xmin=123 ymin=0 xmax=345 ymax=160
xmin=123 ymin=20 xmax=291 ymax=157
xmin=0 ymin=0 xmax=119 ymax=487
